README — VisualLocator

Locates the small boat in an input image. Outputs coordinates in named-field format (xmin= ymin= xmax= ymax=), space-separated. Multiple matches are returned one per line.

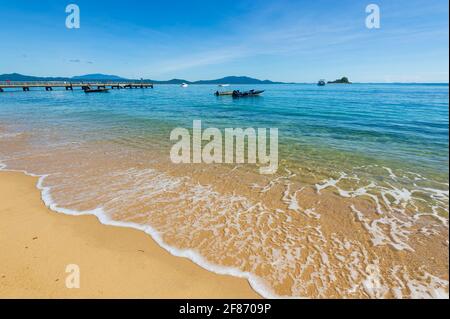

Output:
xmin=214 ymin=91 xmax=234 ymax=96
xmin=218 ymin=84 xmax=230 ymax=87
xmin=317 ymin=79 xmax=326 ymax=86
xmin=181 ymin=83 xmax=189 ymax=88
xmin=84 ymin=87 xmax=109 ymax=93
xmin=232 ymin=89 xmax=264 ymax=97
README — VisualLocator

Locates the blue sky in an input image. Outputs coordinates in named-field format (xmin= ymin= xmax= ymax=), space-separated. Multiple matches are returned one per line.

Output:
xmin=0 ymin=0 xmax=448 ymax=82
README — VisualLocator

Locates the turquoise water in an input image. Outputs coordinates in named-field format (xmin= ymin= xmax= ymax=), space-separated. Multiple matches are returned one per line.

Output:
xmin=1 ymin=83 xmax=448 ymax=178
xmin=0 ymin=83 xmax=449 ymax=298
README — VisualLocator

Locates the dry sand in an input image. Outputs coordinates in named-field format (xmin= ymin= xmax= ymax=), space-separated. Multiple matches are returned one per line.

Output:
xmin=0 ymin=171 xmax=260 ymax=298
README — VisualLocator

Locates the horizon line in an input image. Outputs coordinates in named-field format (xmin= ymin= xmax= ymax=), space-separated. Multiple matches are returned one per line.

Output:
xmin=0 ymin=72 xmax=449 ymax=85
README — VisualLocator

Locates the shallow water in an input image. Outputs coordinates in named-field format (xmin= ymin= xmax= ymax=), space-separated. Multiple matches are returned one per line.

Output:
xmin=0 ymin=83 xmax=448 ymax=298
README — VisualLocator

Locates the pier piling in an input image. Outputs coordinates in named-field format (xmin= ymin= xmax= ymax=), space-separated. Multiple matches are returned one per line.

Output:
xmin=0 ymin=81 xmax=154 ymax=92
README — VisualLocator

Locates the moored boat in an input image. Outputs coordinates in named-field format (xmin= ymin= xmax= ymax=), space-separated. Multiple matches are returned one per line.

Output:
xmin=84 ymin=87 xmax=110 ymax=93
xmin=181 ymin=83 xmax=189 ymax=88
xmin=317 ymin=79 xmax=326 ymax=86
xmin=214 ymin=91 xmax=234 ymax=96
xmin=232 ymin=89 xmax=264 ymax=97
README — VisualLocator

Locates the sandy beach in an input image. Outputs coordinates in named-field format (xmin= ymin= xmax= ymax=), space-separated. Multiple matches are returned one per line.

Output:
xmin=0 ymin=171 xmax=259 ymax=299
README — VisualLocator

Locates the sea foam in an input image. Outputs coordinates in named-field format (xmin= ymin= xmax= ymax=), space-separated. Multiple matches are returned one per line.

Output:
xmin=0 ymin=160 xmax=283 ymax=299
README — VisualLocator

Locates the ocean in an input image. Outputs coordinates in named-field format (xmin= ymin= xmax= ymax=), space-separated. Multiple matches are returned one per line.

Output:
xmin=0 ymin=83 xmax=448 ymax=298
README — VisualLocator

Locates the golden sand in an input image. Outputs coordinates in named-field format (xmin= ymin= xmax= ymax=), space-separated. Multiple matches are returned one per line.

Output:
xmin=0 ymin=171 xmax=260 ymax=299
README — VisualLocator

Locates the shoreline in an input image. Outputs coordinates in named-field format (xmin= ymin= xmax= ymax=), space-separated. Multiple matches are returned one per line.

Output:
xmin=0 ymin=171 xmax=260 ymax=298
xmin=1 ymin=79 xmax=448 ymax=298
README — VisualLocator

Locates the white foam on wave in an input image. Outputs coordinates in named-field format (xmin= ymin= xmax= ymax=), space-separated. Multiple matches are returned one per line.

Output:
xmin=362 ymin=262 xmax=389 ymax=299
xmin=0 ymin=132 xmax=23 ymax=139
xmin=404 ymin=271 xmax=449 ymax=299
xmin=317 ymin=174 xmax=385 ymax=215
xmin=251 ymin=168 xmax=296 ymax=194
xmin=351 ymin=205 xmax=413 ymax=251
xmin=282 ymin=183 xmax=320 ymax=219
xmin=315 ymin=173 xmax=347 ymax=194
xmin=415 ymin=186 xmax=449 ymax=201
xmin=316 ymin=165 xmax=449 ymax=252
xmin=383 ymin=167 xmax=398 ymax=180
xmin=0 ymin=160 xmax=290 ymax=299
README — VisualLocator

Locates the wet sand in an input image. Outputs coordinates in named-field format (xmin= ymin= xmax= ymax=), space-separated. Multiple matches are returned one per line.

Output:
xmin=0 ymin=171 xmax=260 ymax=299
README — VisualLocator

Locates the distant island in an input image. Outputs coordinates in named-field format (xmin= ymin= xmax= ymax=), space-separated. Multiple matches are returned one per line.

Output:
xmin=71 ymin=74 xmax=126 ymax=81
xmin=328 ymin=77 xmax=352 ymax=84
xmin=0 ymin=73 xmax=288 ymax=85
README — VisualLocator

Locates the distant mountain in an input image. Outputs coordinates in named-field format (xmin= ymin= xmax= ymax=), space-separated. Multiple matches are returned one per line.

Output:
xmin=71 ymin=74 xmax=127 ymax=81
xmin=193 ymin=76 xmax=283 ymax=85
xmin=148 ymin=76 xmax=285 ymax=85
xmin=0 ymin=73 xmax=127 ymax=82
xmin=0 ymin=73 xmax=70 ymax=81
xmin=150 ymin=78 xmax=190 ymax=85
xmin=0 ymin=73 xmax=288 ymax=84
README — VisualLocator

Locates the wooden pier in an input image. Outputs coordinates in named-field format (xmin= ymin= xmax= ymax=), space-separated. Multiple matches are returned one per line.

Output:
xmin=0 ymin=81 xmax=154 ymax=92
